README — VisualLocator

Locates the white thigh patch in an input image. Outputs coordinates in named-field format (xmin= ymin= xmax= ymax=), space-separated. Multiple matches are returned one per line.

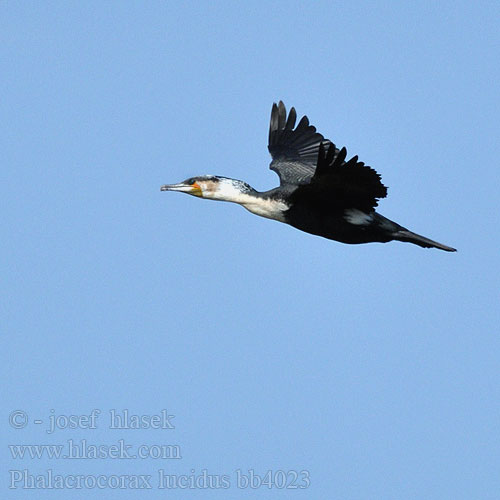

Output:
xmin=344 ymin=209 xmax=374 ymax=225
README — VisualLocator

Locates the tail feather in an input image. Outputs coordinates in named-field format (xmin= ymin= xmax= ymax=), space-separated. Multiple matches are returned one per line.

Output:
xmin=394 ymin=230 xmax=456 ymax=252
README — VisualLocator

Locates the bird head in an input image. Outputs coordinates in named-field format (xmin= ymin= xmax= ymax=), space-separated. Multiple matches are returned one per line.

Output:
xmin=161 ymin=175 xmax=228 ymax=198
xmin=161 ymin=176 xmax=254 ymax=202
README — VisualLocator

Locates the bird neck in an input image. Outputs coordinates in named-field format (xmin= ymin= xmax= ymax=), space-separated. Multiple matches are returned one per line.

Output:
xmin=209 ymin=178 xmax=289 ymax=222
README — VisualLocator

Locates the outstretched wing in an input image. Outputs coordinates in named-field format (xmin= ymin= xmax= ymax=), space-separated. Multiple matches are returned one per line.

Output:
xmin=289 ymin=142 xmax=388 ymax=213
xmin=268 ymin=101 xmax=328 ymax=185
xmin=268 ymin=101 xmax=388 ymax=212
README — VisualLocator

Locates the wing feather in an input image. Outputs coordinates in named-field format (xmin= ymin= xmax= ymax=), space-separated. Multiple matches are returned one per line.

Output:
xmin=268 ymin=102 xmax=328 ymax=185
xmin=290 ymin=142 xmax=388 ymax=213
xmin=268 ymin=102 xmax=388 ymax=212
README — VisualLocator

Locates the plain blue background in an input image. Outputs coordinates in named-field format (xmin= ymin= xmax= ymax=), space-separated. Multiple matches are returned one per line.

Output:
xmin=2 ymin=1 xmax=499 ymax=498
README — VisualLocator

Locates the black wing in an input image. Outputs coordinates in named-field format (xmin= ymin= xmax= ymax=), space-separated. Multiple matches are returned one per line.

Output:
xmin=289 ymin=142 xmax=388 ymax=213
xmin=268 ymin=101 xmax=328 ymax=185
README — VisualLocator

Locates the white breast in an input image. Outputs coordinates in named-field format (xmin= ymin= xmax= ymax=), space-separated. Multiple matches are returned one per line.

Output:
xmin=240 ymin=196 xmax=289 ymax=222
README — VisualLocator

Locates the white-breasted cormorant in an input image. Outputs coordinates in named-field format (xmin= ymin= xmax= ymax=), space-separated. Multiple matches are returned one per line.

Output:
xmin=161 ymin=101 xmax=456 ymax=252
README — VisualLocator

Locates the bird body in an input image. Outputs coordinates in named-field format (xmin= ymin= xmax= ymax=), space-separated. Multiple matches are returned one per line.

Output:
xmin=161 ymin=102 xmax=456 ymax=252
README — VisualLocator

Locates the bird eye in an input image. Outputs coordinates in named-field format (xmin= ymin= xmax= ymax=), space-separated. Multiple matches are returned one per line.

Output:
xmin=187 ymin=178 xmax=196 ymax=185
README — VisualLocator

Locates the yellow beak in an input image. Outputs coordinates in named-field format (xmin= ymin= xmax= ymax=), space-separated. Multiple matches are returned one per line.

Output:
xmin=160 ymin=182 xmax=203 ymax=197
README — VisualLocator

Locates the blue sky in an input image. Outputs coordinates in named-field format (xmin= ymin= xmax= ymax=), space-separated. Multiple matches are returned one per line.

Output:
xmin=2 ymin=1 xmax=499 ymax=498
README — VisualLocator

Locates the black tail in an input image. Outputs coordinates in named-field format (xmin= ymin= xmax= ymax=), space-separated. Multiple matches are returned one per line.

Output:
xmin=393 ymin=230 xmax=456 ymax=252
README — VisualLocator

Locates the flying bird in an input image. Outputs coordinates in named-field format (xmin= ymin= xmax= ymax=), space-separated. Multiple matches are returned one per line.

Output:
xmin=161 ymin=101 xmax=456 ymax=252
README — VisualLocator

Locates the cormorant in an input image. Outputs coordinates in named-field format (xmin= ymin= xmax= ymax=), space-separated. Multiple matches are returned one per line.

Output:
xmin=161 ymin=101 xmax=456 ymax=252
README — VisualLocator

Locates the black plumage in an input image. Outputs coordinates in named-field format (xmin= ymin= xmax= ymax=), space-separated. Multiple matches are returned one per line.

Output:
xmin=267 ymin=101 xmax=455 ymax=250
